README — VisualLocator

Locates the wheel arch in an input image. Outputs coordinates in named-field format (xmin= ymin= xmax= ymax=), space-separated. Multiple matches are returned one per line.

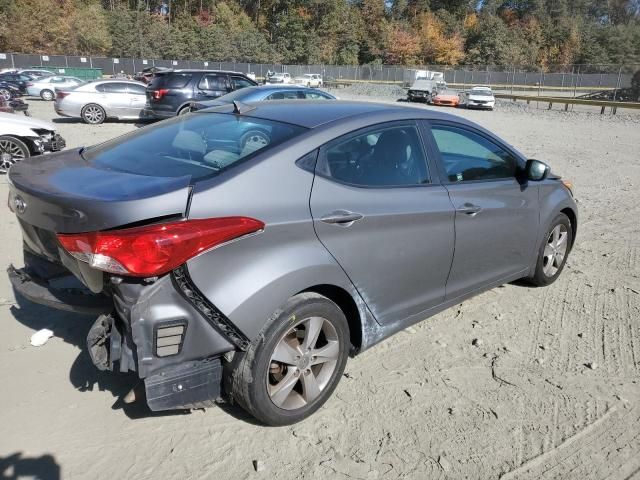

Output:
xmin=298 ymin=284 xmax=363 ymax=353
xmin=560 ymin=206 xmax=577 ymax=249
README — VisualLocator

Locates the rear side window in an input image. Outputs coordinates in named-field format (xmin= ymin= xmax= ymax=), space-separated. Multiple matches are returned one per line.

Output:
xmin=199 ymin=74 xmax=228 ymax=91
xmin=127 ymin=84 xmax=146 ymax=95
xmin=431 ymin=125 xmax=517 ymax=182
xmin=267 ymin=90 xmax=304 ymax=100
xmin=304 ymin=91 xmax=332 ymax=100
xmin=83 ymin=112 xmax=307 ymax=180
xmin=149 ymin=74 xmax=192 ymax=89
xmin=96 ymin=83 xmax=129 ymax=93
xmin=318 ymin=124 xmax=430 ymax=187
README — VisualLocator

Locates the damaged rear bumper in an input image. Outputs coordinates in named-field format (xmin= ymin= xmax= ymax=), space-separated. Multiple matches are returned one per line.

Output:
xmin=8 ymin=264 xmax=112 ymax=315
xmin=8 ymin=255 xmax=235 ymax=412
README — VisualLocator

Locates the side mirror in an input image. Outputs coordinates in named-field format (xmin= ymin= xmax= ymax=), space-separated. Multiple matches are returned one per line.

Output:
xmin=525 ymin=159 xmax=550 ymax=181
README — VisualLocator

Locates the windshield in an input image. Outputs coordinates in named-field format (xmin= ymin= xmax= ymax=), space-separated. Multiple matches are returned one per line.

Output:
xmin=83 ymin=112 xmax=307 ymax=180
xmin=471 ymin=88 xmax=492 ymax=96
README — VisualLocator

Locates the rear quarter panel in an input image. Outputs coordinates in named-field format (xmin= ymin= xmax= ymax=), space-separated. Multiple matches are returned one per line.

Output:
xmin=186 ymin=139 xmax=359 ymax=340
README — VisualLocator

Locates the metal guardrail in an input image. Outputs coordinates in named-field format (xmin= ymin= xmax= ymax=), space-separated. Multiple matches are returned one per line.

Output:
xmin=494 ymin=93 xmax=640 ymax=114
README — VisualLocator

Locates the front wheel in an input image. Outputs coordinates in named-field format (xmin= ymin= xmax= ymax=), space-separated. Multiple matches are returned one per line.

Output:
xmin=227 ymin=293 xmax=350 ymax=425
xmin=0 ymin=88 xmax=11 ymax=101
xmin=0 ymin=136 xmax=30 ymax=174
xmin=528 ymin=213 xmax=573 ymax=286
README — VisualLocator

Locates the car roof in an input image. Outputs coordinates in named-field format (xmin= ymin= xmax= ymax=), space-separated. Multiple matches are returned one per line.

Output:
xmin=206 ymin=100 xmax=470 ymax=129
xmin=169 ymin=69 xmax=245 ymax=75
xmin=93 ymin=79 xmax=146 ymax=85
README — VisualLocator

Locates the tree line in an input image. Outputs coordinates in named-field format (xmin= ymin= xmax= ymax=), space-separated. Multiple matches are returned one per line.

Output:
xmin=0 ymin=0 xmax=639 ymax=70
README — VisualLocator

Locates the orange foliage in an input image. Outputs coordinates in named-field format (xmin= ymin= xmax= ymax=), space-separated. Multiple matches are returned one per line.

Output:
xmin=385 ymin=26 xmax=422 ymax=65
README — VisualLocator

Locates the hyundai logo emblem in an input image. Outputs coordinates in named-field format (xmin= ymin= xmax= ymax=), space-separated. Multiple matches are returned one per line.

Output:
xmin=13 ymin=195 xmax=27 ymax=214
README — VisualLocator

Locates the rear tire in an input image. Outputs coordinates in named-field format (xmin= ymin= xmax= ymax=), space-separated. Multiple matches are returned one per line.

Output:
xmin=40 ymin=89 xmax=54 ymax=101
xmin=227 ymin=293 xmax=350 ymax=426
xmin=81 ymin=103 xmax=105 ymax=124
xmin=0 ymin=88 xmax=11 ymax=101
xmin=528 ymin=213 xmax=573 ymax=286
xmin=0 ymin=135 xmax=30 ymax=174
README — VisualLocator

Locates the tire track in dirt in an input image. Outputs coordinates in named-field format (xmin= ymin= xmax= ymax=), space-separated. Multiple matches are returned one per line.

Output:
xmin=499 ymin=405 xmax=640 ymax=480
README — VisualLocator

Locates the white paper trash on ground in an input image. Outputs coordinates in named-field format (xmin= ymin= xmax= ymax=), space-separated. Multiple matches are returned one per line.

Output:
xmin=30 ymin=329 xmax=54 ymax=347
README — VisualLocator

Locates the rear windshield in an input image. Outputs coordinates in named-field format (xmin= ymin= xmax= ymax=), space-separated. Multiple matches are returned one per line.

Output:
xmin=82 ymin=112 xmax=307 ymax=180
xmin=150 ymin=73 xmax=192 ymax=89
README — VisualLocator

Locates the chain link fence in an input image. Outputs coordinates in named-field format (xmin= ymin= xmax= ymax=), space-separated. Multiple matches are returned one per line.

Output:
xmin=1 ymin=52 xmax=637 ymax=99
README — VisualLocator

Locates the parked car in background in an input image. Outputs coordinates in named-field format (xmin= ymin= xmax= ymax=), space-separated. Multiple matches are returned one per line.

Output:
xmin=0 ymin=95 xmax=29 ymax=116
xmin=0 ymin=113 xmax=65 ymax=173
xmin=6 ymin=101 xmax=576 ymax=425
xmin=431 ymin=89 xmax=461 ymax=107
xmin=190 ymin=85 xmax=336 ymax=111
xmin=18 ymin=69 xmax=55 ymax=79
xmin=406 ymin=79 xmax=446 ymax=103
xmin=0 ymin=73 xmax=31 ymax=94
xmin=27 ymin=76 xmax=85 ymax=101
xmin=0 ymin=82 xmax=22 ymax=101
xmin=266 ymin=72 xmax=292 ymax=84
xmin=54 ymin=79 xmax=148 ymax=124
xmin=144 ymin=69 xmax=258 ymax=119
xmin=293 ymin=73 xmax=323 ymax=87
xmin=465 ymin=86 xmax=496 ymax=110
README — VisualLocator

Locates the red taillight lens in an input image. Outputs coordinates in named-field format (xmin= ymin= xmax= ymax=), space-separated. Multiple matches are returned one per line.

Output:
xmin=56 ymin=91 xmax=69 ymax=100
xmin=26 ymin=82 xmax=33 ymax=87
xmin=152 ymin=88 xmax=169 ymax=100
xmin=57 ymin=217 xmax=264 ymax=277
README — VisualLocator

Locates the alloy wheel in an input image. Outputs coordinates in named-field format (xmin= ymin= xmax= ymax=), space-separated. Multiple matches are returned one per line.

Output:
xmin=0 ymin=139 xmax=27 ymax=173
xmin=542 ymin=224 xmax=568 ymax=277
xmin=83 ymin=105 xmax=104 ymax=124
xmin=267 ymin=316 xmax=340 ymax=410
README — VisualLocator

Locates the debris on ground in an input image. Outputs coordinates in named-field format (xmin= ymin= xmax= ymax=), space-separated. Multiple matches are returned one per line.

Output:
xmin=30 ymin=329 xmax=54 ymax=347
xmin=253 ymin=460 xmax=265 ymax=472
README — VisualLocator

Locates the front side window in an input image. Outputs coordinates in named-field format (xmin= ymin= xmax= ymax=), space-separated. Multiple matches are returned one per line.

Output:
xmin=318 ymin=124 xmax=429 ymax=187
xmin=82 ymin=112 xmax=307 ymax=180
xmin=431 ymin=125 xmax=517 ymax=182
xmin=231 ymin=76 xmax=254 ymax=89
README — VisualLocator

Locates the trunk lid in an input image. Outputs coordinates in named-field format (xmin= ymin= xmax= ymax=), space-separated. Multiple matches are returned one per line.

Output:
xmin=9 ymin=147 xmax=192 ymax=234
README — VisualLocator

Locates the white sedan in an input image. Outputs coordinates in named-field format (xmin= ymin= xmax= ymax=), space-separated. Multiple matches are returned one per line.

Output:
xmin=465 ymin=86 xmax=495 ymax=110
xmin=26 ymin=76 xmax=85 ymax=101
xmin=0 ymin=113 xmax=66 ymax=173
xmin=293 ymin=73 xmax=323 ymax=87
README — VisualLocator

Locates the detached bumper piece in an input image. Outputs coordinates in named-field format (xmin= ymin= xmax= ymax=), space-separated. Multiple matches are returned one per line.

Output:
xmin=7 ymin=264 xmax=112 ymax=315
xmin=87 ymin=314 xmax=136 ymax=372
xmin=44 ymin=133 xmax=66 ymax=152
xmin=144 ymin=357 xmax=223 ymax=411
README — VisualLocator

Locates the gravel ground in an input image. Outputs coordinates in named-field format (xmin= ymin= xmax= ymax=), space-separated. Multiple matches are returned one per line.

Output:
xmin=1 ymin=94 xmax=639 ymax=480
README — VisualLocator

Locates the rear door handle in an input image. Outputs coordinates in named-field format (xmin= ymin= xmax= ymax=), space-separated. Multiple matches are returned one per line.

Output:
xmin=320 ymin=210 xmax=364 ymax=225
xmin=457 ymin=203 xmax=482 ymax=216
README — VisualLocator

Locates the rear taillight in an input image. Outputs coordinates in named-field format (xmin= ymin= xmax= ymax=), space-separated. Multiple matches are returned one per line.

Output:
xmin=152 ymin=88 xmax=169 ymax=100
xmin=56 ymin=91 xmax=69 ymax=100
xmin=57 ymin=217 xmax=264 ymax=277
xmin=26 ymin=82 xmax=33 ymax=87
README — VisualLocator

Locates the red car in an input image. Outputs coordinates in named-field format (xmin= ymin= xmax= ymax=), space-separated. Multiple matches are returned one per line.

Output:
xmin=431 ymin=90 xmax=460 ymax=107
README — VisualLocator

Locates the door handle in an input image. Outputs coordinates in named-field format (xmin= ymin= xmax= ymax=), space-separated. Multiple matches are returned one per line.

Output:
xmin=320 ymin=210 xmax=364 ymax=225
xmin=457 ymin=203 xmax=482 ymax=216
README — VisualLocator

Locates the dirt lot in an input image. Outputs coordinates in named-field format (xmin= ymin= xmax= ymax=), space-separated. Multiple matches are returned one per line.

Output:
xmin=1 ymin=94 xmax=639 ymax=480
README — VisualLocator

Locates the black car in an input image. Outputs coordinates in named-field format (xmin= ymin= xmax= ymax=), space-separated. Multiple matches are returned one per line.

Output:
xmin=0 ymin=73 xmax=31 ymax=94
xmin=145 ymin=69 xmax=258 ymax=119
xmin=0 ymin=82 xmax=22 ymax=101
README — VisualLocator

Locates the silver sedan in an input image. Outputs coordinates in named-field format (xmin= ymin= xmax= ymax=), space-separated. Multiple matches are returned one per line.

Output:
xmin=54 ymin=80 xmax=148 ymax=124
xmin=26 ymin=76 xmax=85 ymax=101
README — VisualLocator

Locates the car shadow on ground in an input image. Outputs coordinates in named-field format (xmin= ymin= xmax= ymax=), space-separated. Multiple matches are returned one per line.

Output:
xmin=8 ymin=289 xmax=263 ymax=424
xmin=8 ymin=293 xmax=186 ymax=420
xmin=0 ymin=452 xmax=60 ymax=480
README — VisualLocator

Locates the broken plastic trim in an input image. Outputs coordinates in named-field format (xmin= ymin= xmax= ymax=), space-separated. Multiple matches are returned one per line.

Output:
xmin=171 ymin=265 xmax=250 ymax=351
